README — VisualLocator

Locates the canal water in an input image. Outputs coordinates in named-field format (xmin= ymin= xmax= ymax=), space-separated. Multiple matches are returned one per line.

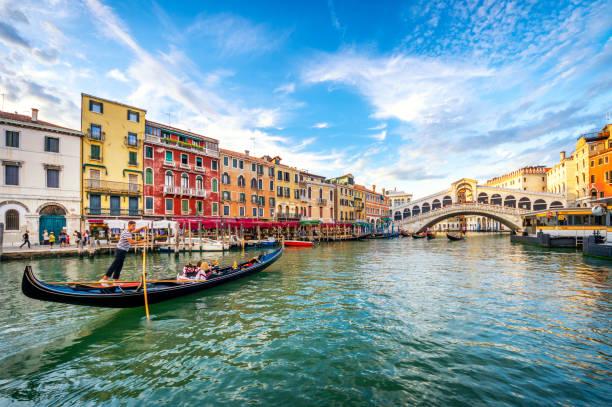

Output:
xmin=0 ymin=235 xmax=610 ymax=406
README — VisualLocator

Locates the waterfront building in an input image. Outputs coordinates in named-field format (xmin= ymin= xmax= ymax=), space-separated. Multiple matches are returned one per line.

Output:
xmin=144 ymin=121 xmax=219 ymax=218
xmin=220 ymin=149 xmax=275 ymax=219
xmin=485 ymin=166 xmax=549 ymax=191
xmin=546 ymin=151 xmax=576 ymax=204
xmin=385 ymin=189 xmax=413 ymax=208
xmin=357 ymin=185 xmax=391 ymax=226
xmin=298 ymin=171 xmax=335 ymax=222
xmin=354 ymin=185 xmax=366 ymax=222
xmin=81 ymin=94 xmax=146 ymax=220
xmin=573 ymin=125 xmax=611 ymax=206
xmin=268 ymin=156 xmax=301 ymax=221
xmin=0 ymin=109 xmax=82 ymax=246
xmin=329 ymin=174 xmax=356 ymax=222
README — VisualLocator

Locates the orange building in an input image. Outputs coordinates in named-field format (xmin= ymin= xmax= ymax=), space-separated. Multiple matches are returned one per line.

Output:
xmin=357 ymin=184 xmax=391 ymax=226
xmin=219 ymin=149 xmax=275 ymax=219
xmin=587 ymin=124 xmax=612 ymax=200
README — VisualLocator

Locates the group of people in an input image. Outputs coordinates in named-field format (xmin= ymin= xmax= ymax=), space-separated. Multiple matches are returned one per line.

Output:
xmin=20 ymin=229 xmax=92 ymax=249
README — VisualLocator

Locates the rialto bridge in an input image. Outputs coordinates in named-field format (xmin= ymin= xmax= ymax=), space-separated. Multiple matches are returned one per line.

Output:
xmin=394 ymin=178 xmax=567 ymax=233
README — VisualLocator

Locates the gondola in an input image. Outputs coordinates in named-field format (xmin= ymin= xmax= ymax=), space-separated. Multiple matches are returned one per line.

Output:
xmin=426 ymin=232 xmax=436 ymax=239
xmin=412 ymin=233 xmax=427 ymax=239
xmin=21 ymin=247 xmax=283 ymax=308
xmin=446 ymin=233 xmax=464 ymax=241
xmin=399 ymin=230 xmax=411 ymax=237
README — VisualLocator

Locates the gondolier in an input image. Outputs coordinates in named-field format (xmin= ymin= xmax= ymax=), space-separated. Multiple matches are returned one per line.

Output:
xmin=100 ymin=221 xmax=147 ymax=282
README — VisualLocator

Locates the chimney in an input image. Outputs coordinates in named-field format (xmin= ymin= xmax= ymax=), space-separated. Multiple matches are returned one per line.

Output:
xmin=560 ymin=151 xmax=566 ymax=161
xmin=245 ymin=150 xmax=249 ymax=157
xmin=31 ymin=108 xmax=38 ymax=122
xmin=372 ymin=185 xmax=376 ymax=192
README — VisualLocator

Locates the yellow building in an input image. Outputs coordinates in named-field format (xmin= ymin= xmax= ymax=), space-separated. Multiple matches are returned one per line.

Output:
xmin=546 ymin=151 xmax=576 ymax=203
xmin=81 ymin=93 xmax=146 ymax=219
xmin=264 ymin=155 xmax=301 ymax=220
xmin=573 ymin=129 xmax=609 ymax=206
xmin=485 ymin=166 xmax=548 ymax=191
xmin=329 ymin=174 xmax=356 ymax=222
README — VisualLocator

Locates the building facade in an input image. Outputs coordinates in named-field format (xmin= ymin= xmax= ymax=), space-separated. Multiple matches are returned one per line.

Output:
xmin=546 ymin=151 xmax=576 ymax=204
xmin=219 ymin=149 xmax=275 ymax=219
xmin=329 ymin=174 xmax=356 ymax=222
xmin=485 ymin=166 xmax=549 ymax=191
xmin=573 ymin=125 xmax=611 ymax=206
xmin=361 ymin=185 xmax=390 ymax=225
xmin=385 ymin=189 xmax=413 ymax=208
xmin=144 ymin=121 xmax=219 ymax=218
xmin=81 ymin=94 xmax=146 ymax=219
xmin=1 ymin=109 xmax=82 ymax=246
xmin=268 ymin=156 xmax=301 ymax=221
xmin=299 ymin=171 xmax=335 ymax=222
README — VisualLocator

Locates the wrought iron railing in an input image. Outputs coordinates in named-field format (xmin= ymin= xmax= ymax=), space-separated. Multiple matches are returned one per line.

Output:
xmin=84 ymin=207 xmax=143 ymax=216
xmin=84 ymin=179 xmax=141 ymax=194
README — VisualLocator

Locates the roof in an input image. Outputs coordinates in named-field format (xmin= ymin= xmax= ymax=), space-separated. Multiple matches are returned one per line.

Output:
xmin=0 ymin=110 xmax=82 ymax=136
xmin=81 ymin=93 xmax=147 ymax=113
xmin=146 ymin=120 xmax=218 ymax=144
xmin=220 ymin=148 xmax=268 ymax=163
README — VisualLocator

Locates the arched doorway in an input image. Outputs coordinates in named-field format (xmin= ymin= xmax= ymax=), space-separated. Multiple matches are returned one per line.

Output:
xmin=533 ymin=199 xmax=547 ymax=211
xmin=504 ymin=195 xmax=516 ymax=208
xmin=456 ymin=183 xmax=473 ymax=203
xmin=550 ymin=201 xmax=564 ymax=208
xmin=477 ymin=192 xmax=488 ymax=204
xmin=491 ymin=194 xmax=502 ymax=205
xmin=403 ymin=208 xmax=410 ymax=219
xmin=412 ymin=206 xmax=420 ymax=216
xmin=422 ymin=202 xmax=430 ymax=213
xmin=39 ymin=204 xmax=67 ymax=244
xmin=442 ymin=196 xmax=452 ymax=206
xmin=432 ymin=199 xmax=441 ymax=210
xmin=518 ymin=197 xmax=531 ymax=210
xmin=394 ymin=211 xmax=402 ymax=221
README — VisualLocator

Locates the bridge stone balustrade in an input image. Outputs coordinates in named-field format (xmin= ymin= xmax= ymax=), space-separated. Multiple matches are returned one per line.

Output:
xmin=396 ymin=202 xmax=532 ymax=233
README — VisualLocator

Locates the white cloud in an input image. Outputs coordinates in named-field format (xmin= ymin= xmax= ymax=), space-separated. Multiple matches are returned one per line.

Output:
xmin=368 ymin=123 xmax=387 ymax=130
xmin=312 ymin=122 xmax=329 ymax=129
xmin=371 ymin=130 xmax=386 ymax=141
xmin=106 ymin=68 xmax=128 ymax=82
xmin=274 ymin=82 xmax=295 ymax=94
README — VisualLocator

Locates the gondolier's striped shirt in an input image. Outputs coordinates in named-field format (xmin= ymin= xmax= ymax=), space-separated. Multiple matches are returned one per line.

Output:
xmin=117 ymin=230 xmax=132 ymax=251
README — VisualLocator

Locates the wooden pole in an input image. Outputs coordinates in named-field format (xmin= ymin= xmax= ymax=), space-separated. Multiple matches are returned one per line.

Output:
xmin=142 ymin=246 xmax=150 ymax=321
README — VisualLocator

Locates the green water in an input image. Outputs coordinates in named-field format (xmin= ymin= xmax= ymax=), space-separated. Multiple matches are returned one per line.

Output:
xmin=0 ymin=235 xmax=611 ymax=406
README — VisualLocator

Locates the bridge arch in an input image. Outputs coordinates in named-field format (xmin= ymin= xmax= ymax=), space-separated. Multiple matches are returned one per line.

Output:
xmin=550 ymin=201 xmax=564 ymax=208
xmin=533 ymin=199 xmax=547 ymax=210
xmin=415 ymin=210 xmax=522 ymax=233
xmin=432 ymin=199 xmax=441 ymax=210
xmin=412 ymin=206 xmax=420 ymax=216
xmin=518 ymin=197 xmax=531 ymax=210
xmin=403 ymin=208 xmax=410 ymax=219
xmin=504 ymin=195 xmax=516 ymax=208
xmin=394 ymin=211 xmax=402 ymax=221
xmin=422 ymin=202 xmax=430 ymax=213
xmin=491 ymin=194 xmax=502 ymax=205
xmin=442 ymin=196 xmax=452 ymax=206
xmin=477 ymin=192 xmax=488 ymax=203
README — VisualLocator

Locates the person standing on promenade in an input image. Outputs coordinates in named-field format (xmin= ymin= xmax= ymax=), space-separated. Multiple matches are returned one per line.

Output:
xmin=74 ymin=230 xmax=82 ymax=247
xmin=43 ymin=230 xmax=49 ymax=245
xmin=20 ymin=230 xmax=30 ymax=249
xmin=100 ymin=221 xmax=147 ymax=282
xmin=49 ymin=232 xmax=55 ymax=248
xmin=59 ymin=229 xmax=67 ymax=247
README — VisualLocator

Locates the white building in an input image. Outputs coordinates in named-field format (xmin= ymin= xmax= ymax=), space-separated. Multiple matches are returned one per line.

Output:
xmin=1 ymin=109 xmax=82 ymax=246
xmin=385 ymin=188 xmax=413 ymax=208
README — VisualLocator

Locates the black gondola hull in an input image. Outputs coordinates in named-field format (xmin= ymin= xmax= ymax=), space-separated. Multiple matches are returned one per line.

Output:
xmin=446 ymin=233 xmax=464 ymax=241
xmin=22 ymin=247 xmax=283 ymax=308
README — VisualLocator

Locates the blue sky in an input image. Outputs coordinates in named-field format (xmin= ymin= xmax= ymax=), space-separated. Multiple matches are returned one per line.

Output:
xmin=1 ymin=0 xmax=611 ymax=197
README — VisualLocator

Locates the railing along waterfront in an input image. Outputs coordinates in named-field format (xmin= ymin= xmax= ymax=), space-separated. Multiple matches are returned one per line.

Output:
xmin=84 ymin=179 xmax=141 ymax=194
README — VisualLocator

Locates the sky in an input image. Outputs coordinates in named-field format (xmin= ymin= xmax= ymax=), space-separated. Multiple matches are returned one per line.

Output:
xmin=0 ymin=0 xmax=611 ymax=198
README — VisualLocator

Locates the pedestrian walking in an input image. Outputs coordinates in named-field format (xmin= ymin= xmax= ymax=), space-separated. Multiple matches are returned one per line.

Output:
xmin=74 ymin=230 xmax=82 ymax=246
xmin=60 ymin=230 xmax=67 ymax=247
xmin=43 ymin=230 xmax=49 ymax=245
xmin=20 ymin=230 xmax=31 ymax=249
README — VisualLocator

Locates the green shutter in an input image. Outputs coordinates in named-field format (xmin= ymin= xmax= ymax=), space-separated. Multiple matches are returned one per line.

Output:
xmin=129 ymin=151 xmax=137 ymax=164
xmin=182 ymin=200 xmax=189 ymax=212
xmin=90 ymin=145 xmax=100 ymax=159
xmin=145 ymin=168 xmax=153 ymax=185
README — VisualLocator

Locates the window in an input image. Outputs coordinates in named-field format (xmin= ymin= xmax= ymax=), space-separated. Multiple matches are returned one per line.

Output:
xmin=5 ymin=209 xmax=19 ymax=230
xmin=294 ymin=189 xmax=300 ymax=199
xmin=252 ymin=207 xmax=257 ymax=216
xmin=212 ymin=160 xmax=218 ymax=171
xmin=270 ymin=208 xmax=275 ymax=217
xmin=223 ymin=205 xmax=230 ymax=216
xmin=258 ymin=179 xmax=263 ymax=190
xmin=165 ymin=198 xmax=173 ymax=211
xmin=46 ymin=169 xmax=59 ymax=188
xmin=252 ymin=163 xmax=256 ymax=171
xmin=181 ymin=154 xmax=188 ymax=165
xmin=222 ymin=191 xmax=230 ymax=201
xmin=591 ymin=175 xmax=595 ymax=183
xmin=270 ymin=180 xmax=274 ymax=191
xmin=165 ymin=171 xmax=174 ymax=186
xmin=606 ymin=156 xmax=609 ymax=164
xmin=223 ymin=156 xmax=229 ymax=166
xmin=127 ymin=133 xmax=138 ymax=147
xmin=259 ymin=196 xmax=265 ymax=206
xmin=212 ymin=202 xmax=218 ymax=216
xmin=222 ymin=173 xmax=230 ymax=184
xmin=4 ymin=164 xmax=19 ymax=185
xmin=5 ymin=131 xmax=19 ymax=148
xmin=269 ymin=167 xmax=274 ymax=177
xmin=196 ymin=176 xmax=203 ymax=190
xmin=239 ymin=206 xmax=245 ymax=217
xmin=165 ymin=151 xmax=173 ymax=162
xmin=145 ymin=197 xmax=153 ymax=210
xmin=129 ymin=151 xmax=137 ymax=165
xmin=237 ymin=175 xmax=245 ymax=187
xmin=232 ymin=158 xmax=237 ymax=168
xmin=181 ymin=199 xmax=189 ymax=213
xmin=44 ymin=136 xmax=59 ymax=153
xmin=277 ymin=170 xmax=282 ymax=180
xmin=145 ymin=168 xmax=153 ymax=185
xmin=285 ymin=187 xmax=290 ymax=197
xmin=89 ymin=100 xmax=103 ymax=113
xmin=181 ymin=173 xmax=189 ymax=188
xmin=277 ymin=186 xmax=283 ymax=197
xmin=145 ymin=146 xmax=153 ymax=159
xmin=90 ymin=144 xmax=101 ymax=160
xmin=196 ymin=201 xmax=203 ymax=214
xmin=269 ymin=197 xmax=275 ymax=207
xmin=284 ymin=172 xmax=289 ymax=182
xmin=591 ymin=161 xmax=594 ymax=167
xmin=212 ymin=178 xmax=218 ymax=192
xmin=239 ymin=160 xmax=244 ymax=169
xmin=259 ymin=208 xmax=263 ymax=217
xmin=239 ymin=192 xmax=245 ymax=202
xmin=196 ymin=157 xmax=203 ymax=167
xmin=294 ymin=174 xmax=298 ymax=183
xmin=127 ymin=110 xmax=139 ymax=122
xmin=251 ymin=177 xmax=257 ymax=189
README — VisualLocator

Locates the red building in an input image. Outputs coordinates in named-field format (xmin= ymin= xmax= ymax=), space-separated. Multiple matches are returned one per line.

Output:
xmin=143 ymin=120 xmax=220 ymax=218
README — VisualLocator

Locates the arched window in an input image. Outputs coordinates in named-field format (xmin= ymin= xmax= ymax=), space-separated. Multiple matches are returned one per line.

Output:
xmin=40 ymin=205 xmax=66 ymax=215
xmin=165 ymin=171 xmax=174 ymax=186
xmin=258 ymin=179 xmax=262 ymax=190
xmin=181 ymin=174 xmax=189 ymax=188
xmin=442 ymin=196 xmax=452 ymax=206
xmin=412 ymin=206 xmax=420 ymax=216
xmin=477 ymin=192 xmax=488 ymax=204
xmin=250 ymin=177 xmax=257 ymax=189
xmin=504 ymin=195 xmax=516 ymax=208
xmin=394 ymin=211 xmax=402 ymax=220
xmin=237 ymin=175 xmax=245 ymax=187
xmin=403 ymin=208 xmax=410 ymax=218
xmin=145 ymin=168 xmax=153 ymax=185
xmin=196 ymin=175 xmax=203 ymax=190
xmin=222 ymin=173 xmax=230 ymax=185
xmin=490 ymin=194 xmax=502 ymax=205
xmin=518 ymin=197 xmax=531 ymax=210
xmin=432 ymin=199 xmax=441 ymax=209
xmin=550 ymin=201 xmax=563 ymax=209
xmin=212 ymin=178 xmax=218 ymax=192
xmin=5 ymin=209 xmax=19 ymax=230
xmin=533 ymin=199 xmax=547 ymax=211
xmin=422 ymin=202 xmax=430 ymax=213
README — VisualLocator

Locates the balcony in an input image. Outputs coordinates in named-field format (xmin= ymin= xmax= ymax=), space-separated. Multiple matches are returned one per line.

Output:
xmin=300 ymin=196 xmax=309 ymax=203
xmin=179 ymin=162 xmax=191 ymax=170
xmin=86 ymin=129 xmax=105 ymax=142
xmin=144 ymin=134 xmax=220 ymax=158
xmin=163 ymin=185 xmax=181 ymax=195
xmin=194 ymin=165 xmax=205 ymax=172
xmin=84 ymin=179 xmax=141 ymax=195
xmin=163 ymin=160 xmax=176 ymax=168
xmin=317 ymin=198 xmax=328 ymax=205
xmin=84 ymin=207 xmax=143 ymax=216
xmin=125 ymin=136 xmax=141 ymax=148
xmin=276 ymin=213 xmax=301 ymax=221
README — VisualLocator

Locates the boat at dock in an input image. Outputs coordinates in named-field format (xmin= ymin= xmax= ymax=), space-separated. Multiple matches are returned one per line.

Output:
xmin=412 ymin=233 xmax=427 ymax=239
xmin=21 ymin=247 xmax=283 ymax=308
xmin=284 ymin=240 xmax=314 ymax=247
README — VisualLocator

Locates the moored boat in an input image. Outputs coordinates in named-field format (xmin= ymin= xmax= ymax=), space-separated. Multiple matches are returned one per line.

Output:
xmin=21 ymin=247 xmax=283 ymax=308
xmin=446 ymin=233 xmax=464 ymax=241
xmin=412 ymin=233 xmax=427 ymax=239
xmin=284 ymin=240 xmax=314 ymax=247
xmin=426 ymin=232 xmax=436 ymax=239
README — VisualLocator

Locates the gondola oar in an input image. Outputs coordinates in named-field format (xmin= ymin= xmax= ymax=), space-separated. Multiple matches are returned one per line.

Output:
xmin=142 ymin=246 xmax=150 ymax=320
